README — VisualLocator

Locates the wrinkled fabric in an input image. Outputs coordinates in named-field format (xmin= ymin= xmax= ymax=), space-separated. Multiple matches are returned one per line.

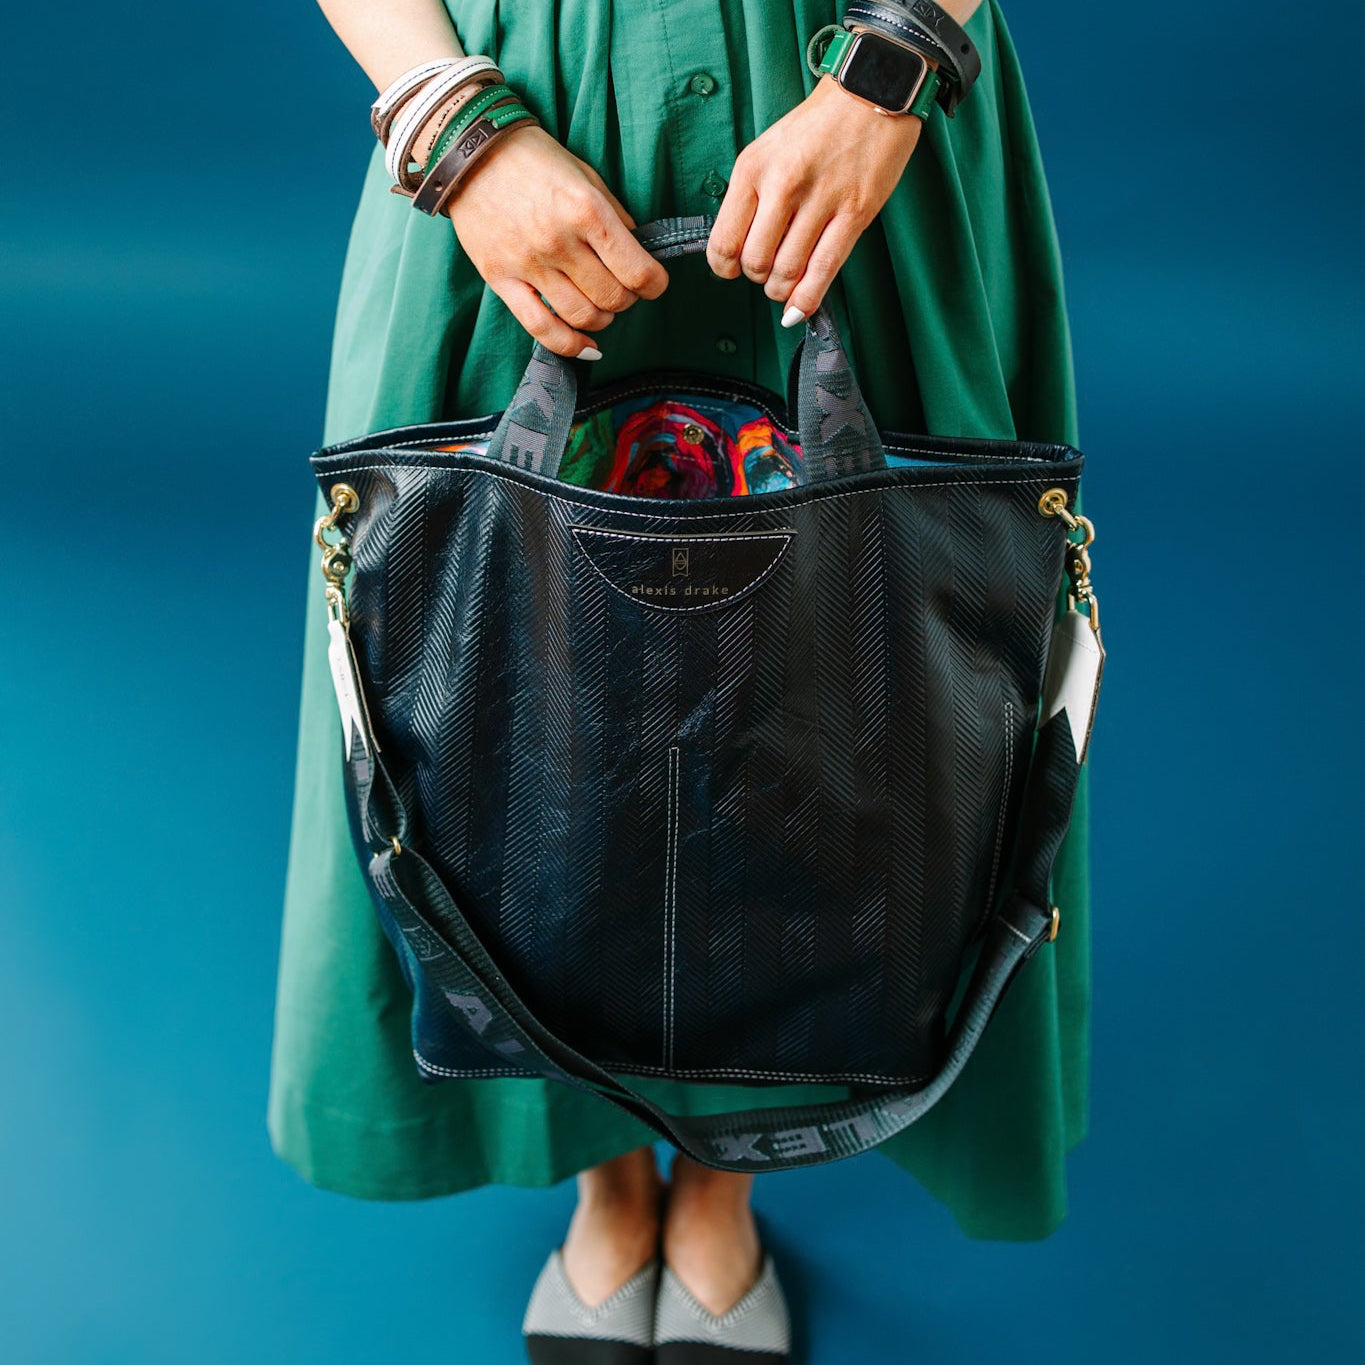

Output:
xmin=267 ymin=0 xmax=1090 ymax=1241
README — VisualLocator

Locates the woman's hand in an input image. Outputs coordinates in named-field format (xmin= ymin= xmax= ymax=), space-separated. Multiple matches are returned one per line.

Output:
xmin=706 ymin=75 xmax=927 ymax=324
xmin=446 ymin=124 xmax=671 ymax=359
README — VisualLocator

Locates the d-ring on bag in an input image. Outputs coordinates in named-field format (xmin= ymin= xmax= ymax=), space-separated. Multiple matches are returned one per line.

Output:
xmin=308 ymin=214 xmax=1105 ymax=1172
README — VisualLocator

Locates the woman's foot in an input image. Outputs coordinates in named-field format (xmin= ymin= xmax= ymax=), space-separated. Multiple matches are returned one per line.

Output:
xmin=560 ymin=1146 xmax=665 ymax=1307
xmin=659 ymin=1155 xmax=762 ymax=1315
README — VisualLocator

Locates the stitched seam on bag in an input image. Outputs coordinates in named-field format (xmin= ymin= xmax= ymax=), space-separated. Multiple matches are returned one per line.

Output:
xmin=327 ymin=466 xmax=1074 ymax=521
xmin=665 ymin=745 xmax=679 ymax=1071
xmin=601 ymin=1060 xmax=931 ymax=1085
xmin=418 ymin=1048 xmax=931 ymax=1086
xmin=412 ymin=1049 xmax=529 ymax=1078
xmin=569 ymin=529 xmax=794 ymax=614
xmin=985 ymin=699 xmax=1014 ymax=917
xmin=571 ymin=528 xmax=795 ymax=544
xmin=418 ymin=1047 xmax=928 ymax=1090
xmin=1002 ymin=921 xmax=1031 ymax=945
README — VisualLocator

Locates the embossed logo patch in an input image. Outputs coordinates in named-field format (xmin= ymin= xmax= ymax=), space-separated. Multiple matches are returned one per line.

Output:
xmin=570 ymin=526 xmax=794 ymax=611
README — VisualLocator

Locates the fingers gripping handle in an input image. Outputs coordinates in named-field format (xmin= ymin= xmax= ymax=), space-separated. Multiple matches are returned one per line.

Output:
xmin=483 ymin=214 xmax=886 ymax=485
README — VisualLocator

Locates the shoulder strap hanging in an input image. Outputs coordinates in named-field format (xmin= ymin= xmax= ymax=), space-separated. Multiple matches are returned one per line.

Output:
xmin=341 ymin=697 xmax=1081 ymax=1173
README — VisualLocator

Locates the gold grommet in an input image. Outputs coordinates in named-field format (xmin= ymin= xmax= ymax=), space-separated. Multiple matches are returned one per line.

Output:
xmin=330 ymin=483 xmax=360 ymax=515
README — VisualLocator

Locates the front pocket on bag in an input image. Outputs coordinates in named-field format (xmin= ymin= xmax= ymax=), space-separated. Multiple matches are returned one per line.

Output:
xmin=569 ymin=525 xmax=795 ymax=612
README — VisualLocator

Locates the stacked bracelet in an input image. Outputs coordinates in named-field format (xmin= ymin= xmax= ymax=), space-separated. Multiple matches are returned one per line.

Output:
xmin=371 ymin=57 xmax=465 ymax=140
xmin=370 ymin=56 xmax=541 ymax=214
xmin=385 ymin=56 xmax=503 ymax=187
xmin=410 ymin=87 xmax=538 ymax=215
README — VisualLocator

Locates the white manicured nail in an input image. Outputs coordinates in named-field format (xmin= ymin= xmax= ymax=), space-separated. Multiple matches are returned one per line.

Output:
xmin=578 ymin=344 xmax=603 ymax=360
xmin=780 ymin=305 xmax=807 ymax=328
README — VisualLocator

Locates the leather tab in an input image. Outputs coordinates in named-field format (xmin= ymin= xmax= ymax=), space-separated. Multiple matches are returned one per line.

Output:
xmin=569 ymin=525 xmax=794 ymax=612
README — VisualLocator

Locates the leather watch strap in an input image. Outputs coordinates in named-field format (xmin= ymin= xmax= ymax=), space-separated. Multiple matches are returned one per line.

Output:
xmin=811 ymin=24 xmax=943 ymax=121
xmin=842 ymin=0 xmax=980 ymax=116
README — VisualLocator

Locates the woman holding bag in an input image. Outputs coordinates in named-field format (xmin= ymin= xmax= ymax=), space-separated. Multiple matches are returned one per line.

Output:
xmin=269 ymin=1 xmax=1091 ymax=1359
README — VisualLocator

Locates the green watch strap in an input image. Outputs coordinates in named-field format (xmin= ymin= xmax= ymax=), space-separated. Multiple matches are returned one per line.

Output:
xmin=810 ymin=24 xmax=855 ymax=77
xmin=907 ymin=68 xmax=942 ymax=122
xmin=808 ymin=23 xmax=941 ymax=122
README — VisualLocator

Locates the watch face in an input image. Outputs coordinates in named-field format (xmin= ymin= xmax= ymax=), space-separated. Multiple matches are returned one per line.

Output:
xmin=841 ymin=34 xmax=927 ymax=111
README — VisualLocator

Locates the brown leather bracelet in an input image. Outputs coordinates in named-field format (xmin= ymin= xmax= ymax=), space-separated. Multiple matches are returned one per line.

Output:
xmin=393 ymin=93 xmax=519 ymax=204
xmin=410 ymin=103 xmax=539 ymax=216
xmin=396 ymin=76 xmax=502 ymax=195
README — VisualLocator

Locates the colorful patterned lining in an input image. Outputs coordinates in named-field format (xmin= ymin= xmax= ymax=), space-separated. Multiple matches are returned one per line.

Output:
xmin=426 ymin=390 xmax=939 ymax=493
xmin=428 ymin=392 xmax=806 ymax=497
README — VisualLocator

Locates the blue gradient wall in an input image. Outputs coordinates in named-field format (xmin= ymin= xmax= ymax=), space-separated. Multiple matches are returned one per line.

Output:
xmin=1 ymin=2 xmax=1361 ymax=1361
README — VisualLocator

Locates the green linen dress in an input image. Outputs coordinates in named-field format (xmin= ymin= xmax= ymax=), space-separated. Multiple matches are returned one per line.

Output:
xmin=267 ymin=0 xmax=1091 ymax=1242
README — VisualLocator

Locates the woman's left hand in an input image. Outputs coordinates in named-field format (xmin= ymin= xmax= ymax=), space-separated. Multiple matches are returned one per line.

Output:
xmin=706 ymin=74 xmax=927 ymax=324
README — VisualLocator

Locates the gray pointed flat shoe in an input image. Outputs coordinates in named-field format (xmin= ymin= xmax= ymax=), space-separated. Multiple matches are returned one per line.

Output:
xmin=653 ymin=1252 xmax=790 ymax=1363
xmin=522 ymin=1246 xmax=660 ymax=1364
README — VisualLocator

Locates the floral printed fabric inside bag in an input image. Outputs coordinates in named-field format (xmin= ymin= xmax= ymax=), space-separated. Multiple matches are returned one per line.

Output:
xmin=430 ymin=391 xmax=804 ymax=498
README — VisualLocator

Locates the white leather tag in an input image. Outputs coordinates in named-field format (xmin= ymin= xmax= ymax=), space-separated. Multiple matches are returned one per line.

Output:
xmin=1040 ymin=608 xmax=1105 ymax=765
xmin=327 ymin=617 xmax=372 ymax=760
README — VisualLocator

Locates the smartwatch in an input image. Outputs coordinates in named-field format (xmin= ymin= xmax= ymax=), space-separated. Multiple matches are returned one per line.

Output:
xmin=839 ymin=0 xmax=981 ymax=117
xmin=806 ymin=23 xmax=943 ymax=120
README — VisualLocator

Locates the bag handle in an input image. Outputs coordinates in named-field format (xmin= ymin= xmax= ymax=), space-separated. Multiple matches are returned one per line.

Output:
xmin=482 ymin=213 xmax=888 ymax=487
xmin=342 ymin=694 xmax=1083 ymax=1172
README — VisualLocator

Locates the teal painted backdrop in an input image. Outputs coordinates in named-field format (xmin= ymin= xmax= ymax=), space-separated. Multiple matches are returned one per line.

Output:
xmin=1 ymin=1 xmax=1360 ymax=1360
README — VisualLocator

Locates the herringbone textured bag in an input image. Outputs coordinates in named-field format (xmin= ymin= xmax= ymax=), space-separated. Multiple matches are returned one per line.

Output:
xmin=308 ymin=215 xmax=1102 ymax=1171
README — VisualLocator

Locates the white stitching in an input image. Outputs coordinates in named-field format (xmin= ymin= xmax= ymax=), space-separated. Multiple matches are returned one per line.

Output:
xmin=1002 ymin=920 xmax=1031 ymax=944
xmin=412 ymin=1049 xmax=530 ymax=1078
xmin=571 ymin=527 xmax=795 ymax=544
xmin=887 ymin=442 xmax=1039 ymax=464
xmin=985 ymin=699 xmax=1014 ymax=916
xmin=319 ymin=463 xmax=1077 ymax=522
xmin=416 ymin=1045 xmax=931 ymax=1087
xmin=665 ymin=745 xmax=679 ymax=1071
xmin=601 ymin=1060 xmax=932 ymax=1085
xmin=569 ymin=528 xmax=794 ymax=614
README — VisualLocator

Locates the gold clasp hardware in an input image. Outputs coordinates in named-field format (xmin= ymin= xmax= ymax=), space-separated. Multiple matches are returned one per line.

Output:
xmin=313 ymin=482 xmax=360 ymax=625
xmin=1038 ymin=487 xmax=1100 ymax=634
xmin=1049 ymin=904 xmax=1061 ymax=941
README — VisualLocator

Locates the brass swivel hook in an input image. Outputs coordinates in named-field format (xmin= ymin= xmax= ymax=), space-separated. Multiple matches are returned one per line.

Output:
xmin=1038 ymin=487 xmax=1100 ymax=633
xmin=313 ymin=482 xmax=360 ymax=624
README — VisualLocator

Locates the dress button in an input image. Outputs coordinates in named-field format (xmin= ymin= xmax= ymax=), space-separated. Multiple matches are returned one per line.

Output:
xmin=701 ymin=170 xmax=728 ymax=198
xmin=689 ymin=72 xmax=717 ymax=97
xmin=715 ymin=335 xmax=738 ymax=355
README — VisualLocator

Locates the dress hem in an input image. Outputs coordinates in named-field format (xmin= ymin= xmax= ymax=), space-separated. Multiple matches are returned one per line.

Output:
xmin=266 ymin=1081 xmax=1089 ymax=1241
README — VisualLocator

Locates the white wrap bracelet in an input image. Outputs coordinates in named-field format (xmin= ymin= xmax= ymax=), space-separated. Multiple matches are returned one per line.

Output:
xmin=383 ymin=55 xmax=503 ymax=186
xmin=370 ymin=58 xmax=461 ymax=142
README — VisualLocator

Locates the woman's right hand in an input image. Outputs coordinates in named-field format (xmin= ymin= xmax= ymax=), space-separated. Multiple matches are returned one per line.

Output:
xmin=444 ymin=125 xmax=670 ymax=359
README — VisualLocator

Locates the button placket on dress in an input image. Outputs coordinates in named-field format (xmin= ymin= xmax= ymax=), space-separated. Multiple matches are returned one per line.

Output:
xmin=608 ymin=0 xmax=752 ymax=363
xmin=608 ymin=1 xmax=739 ymax=217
